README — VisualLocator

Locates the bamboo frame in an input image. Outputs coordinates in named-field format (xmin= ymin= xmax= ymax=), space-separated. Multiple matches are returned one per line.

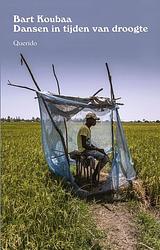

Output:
xmin=8 ymin=55 xmax=120 ymax=194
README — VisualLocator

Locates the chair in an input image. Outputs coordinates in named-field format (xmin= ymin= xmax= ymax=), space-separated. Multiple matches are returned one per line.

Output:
xmin=70 ymin=150 xmax=96 ymax=182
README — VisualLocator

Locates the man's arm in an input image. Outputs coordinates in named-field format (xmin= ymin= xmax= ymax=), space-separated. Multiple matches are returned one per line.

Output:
xmin=81 ymin=136 xmax=105 ymax=154
xmin=81 ymin=135 xmax=96 ymax=150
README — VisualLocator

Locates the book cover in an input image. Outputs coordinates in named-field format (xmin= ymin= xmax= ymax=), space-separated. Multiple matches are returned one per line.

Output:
xmin=1 ymin=1 xmax=160 ymax=249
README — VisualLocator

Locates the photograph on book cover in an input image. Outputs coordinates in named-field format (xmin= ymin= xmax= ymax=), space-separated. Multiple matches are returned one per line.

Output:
xmin=1 ymin=1 xmax=160 ymax=249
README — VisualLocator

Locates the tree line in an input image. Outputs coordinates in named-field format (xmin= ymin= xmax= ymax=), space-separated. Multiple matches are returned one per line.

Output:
xmin=1 ymin=116 xmax=40 ymax=122
xmin=1 ymin=116 xmax=160 ymax=123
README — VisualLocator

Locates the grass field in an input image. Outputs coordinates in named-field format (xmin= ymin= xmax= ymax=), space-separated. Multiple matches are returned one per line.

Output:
xmin=123 ymin=123 xmax=160 ymax=206
xmin=1 ymin=122 xmax=160 ymax=249
xmin=1 ymin=122 xmax=100 ymax=249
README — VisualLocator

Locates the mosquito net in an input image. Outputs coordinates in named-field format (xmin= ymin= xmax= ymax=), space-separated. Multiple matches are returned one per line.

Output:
xmin=101 ymin=109 xmax=136 ymax=191
xmin=38 ymin=91 xmax=136 ymax=192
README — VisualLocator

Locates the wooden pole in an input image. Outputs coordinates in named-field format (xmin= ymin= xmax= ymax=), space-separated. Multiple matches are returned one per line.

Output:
xmin=8 ymin=81 xmax=37 ymax=92
xmin=105 ymin=63 xmax=115 ymax=159
xmin=52 ymin=64 xmax=61 ymax=95
xmin=92 ymin=88 xmax=103 ymax=97
xmin=19 ymin=54 xmax=69 ymax=165
xmin=105 ymin=63 xmax=115 ymax=99
xmin=52 ymin=64 xmax=69 ymax=153
xmin=20 ymin=53 xmax=41 ymax=91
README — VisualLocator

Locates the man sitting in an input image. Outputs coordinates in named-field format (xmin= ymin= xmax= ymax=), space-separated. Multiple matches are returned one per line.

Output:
xmin=77 ymin=112 xmax=109 ymax=183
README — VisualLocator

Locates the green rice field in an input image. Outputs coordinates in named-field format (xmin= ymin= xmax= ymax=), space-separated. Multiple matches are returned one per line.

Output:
xmin=1 ymin=122 xmax=160 ymax=249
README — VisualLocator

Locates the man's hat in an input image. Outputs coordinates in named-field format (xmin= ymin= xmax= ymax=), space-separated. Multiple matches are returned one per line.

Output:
xmin=85 ymin=112 xmax=100 ymax=120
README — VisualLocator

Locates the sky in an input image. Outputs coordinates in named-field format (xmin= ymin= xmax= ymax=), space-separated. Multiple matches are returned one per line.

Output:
xmin=1 ymin=0 xmax=160 ymax=121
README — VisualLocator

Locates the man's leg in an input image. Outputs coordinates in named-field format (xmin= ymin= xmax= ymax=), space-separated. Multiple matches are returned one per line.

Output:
xmin=83 ymin=150 xmax=109 ymax=182
xmin=92 ymin=154 xmax=109 ymax=182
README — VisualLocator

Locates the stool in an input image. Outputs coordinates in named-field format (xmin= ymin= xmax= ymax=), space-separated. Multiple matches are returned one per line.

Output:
xmin=70 ymin=150 xmax=96 ymax=182
xmin=80 ymin=155 xmax=96 ymax=181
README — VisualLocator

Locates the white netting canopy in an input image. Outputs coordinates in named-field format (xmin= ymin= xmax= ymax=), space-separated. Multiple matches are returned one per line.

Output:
xmin=38 ymin=91 xmax=136 ymax=194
